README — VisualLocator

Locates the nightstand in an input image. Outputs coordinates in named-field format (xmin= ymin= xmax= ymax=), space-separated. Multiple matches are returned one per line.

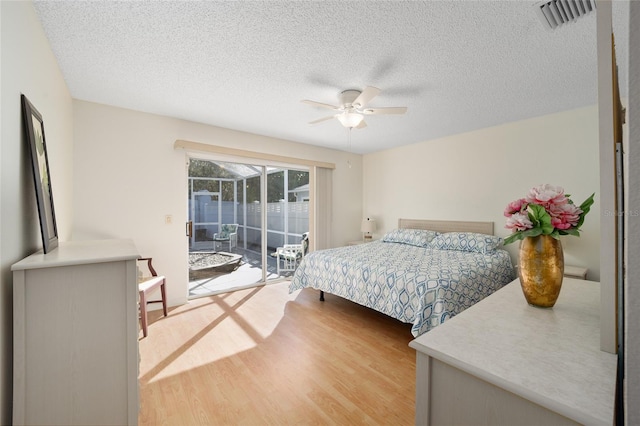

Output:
xmin=514 ymin=265 xmax=589 ymax=280
xmin=564 ymin=265 xmax=588 ymax=280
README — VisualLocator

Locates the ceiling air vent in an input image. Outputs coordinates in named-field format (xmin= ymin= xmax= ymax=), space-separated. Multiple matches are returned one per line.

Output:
xmin=535 ymin=0 xmax=596 ymax=30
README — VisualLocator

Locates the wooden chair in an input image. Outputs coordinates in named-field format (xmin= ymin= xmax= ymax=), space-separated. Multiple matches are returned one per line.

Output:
xmin=137 ymin=257 xmax=168 ymax=338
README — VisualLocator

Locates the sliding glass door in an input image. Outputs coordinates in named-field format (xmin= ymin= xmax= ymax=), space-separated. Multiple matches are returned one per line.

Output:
xmin=187 ymin=158 xmax=309 ymax=298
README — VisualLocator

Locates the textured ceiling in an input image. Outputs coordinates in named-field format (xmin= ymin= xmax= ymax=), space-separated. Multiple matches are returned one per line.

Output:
xmin=32 ymin=1 xmax=629 ymax=154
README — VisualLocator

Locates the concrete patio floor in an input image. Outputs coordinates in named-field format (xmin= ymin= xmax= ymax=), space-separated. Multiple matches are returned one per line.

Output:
xmin=188 ymin=247 xmax=294 ymax=298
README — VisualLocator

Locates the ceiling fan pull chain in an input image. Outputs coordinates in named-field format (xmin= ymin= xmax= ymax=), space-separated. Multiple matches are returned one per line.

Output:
xmin=347 ymin=127 xmax=352 ymax=168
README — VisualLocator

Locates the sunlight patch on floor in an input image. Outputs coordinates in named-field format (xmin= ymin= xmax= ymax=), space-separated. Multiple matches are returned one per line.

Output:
xmin=140 ymin=281 xmax=301 ymax=383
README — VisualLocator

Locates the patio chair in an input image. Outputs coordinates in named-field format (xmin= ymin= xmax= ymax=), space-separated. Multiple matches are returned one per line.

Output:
xmin=213 ymin=224 xmax=238 ymax=252
xmin=276 ymin=232 xmax=309 ymax=274
xmin=137 ymin=257 xmax=168 ymax=338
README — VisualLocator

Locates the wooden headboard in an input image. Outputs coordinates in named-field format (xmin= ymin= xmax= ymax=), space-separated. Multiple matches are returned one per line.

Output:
xmin=398 ymin=218 xmax=494 ymax=235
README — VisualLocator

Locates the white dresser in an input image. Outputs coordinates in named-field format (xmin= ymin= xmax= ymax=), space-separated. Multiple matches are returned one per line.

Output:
xmin=12 ymin=239 xmax=140 ymax=426
xmin=409 ymin=278 xmax=617 ymax=426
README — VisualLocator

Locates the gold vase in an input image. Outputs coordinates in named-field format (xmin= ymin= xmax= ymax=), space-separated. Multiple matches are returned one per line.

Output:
xmin=518 ymin=235 xmax=564 ymax=308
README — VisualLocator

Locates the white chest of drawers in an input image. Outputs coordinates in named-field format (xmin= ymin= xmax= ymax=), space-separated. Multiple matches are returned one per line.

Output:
xmin=12 ymin=239 xmax=140 ymax=426
xmin=410 ymin=278 xmax=617 ymax=425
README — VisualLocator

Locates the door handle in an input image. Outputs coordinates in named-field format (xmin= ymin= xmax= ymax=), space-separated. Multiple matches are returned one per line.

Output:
xmin=186 ymin=221 xmax=193 ymax=238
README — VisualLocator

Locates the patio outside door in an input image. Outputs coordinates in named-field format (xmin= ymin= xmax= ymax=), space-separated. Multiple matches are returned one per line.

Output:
xmin=187 ymin=158 xmax=309 ymax=298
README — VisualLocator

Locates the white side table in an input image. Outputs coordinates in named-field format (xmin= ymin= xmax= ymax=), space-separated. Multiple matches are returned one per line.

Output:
xmin=564 ymin=265 xmax=588 ymax=280
xmin=515 ymin=265 xmax=588 ymax=280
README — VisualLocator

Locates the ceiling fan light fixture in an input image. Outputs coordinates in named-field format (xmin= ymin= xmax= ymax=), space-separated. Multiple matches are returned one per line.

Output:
xmin=303 ymin=86 xmax=406 ymax=128
xmin=337 ymin=112 xmax=364 ymax=128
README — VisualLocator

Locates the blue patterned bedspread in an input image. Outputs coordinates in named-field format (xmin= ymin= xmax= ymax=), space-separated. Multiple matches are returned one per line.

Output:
xmin=289 ymin=241 xmax=515 ymax=336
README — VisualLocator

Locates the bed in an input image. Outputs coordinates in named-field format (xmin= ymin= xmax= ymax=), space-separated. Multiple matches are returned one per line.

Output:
xmin=288 ymin=219 xmax=516 ymax=337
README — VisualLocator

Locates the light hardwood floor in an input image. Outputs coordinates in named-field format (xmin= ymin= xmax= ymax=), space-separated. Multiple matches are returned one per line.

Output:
xmin=138 ymin=281 xmax=416 ymax=425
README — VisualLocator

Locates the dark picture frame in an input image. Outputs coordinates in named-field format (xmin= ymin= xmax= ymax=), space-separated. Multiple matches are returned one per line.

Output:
xmin=21 ymin=94 xmax=58 ymax=253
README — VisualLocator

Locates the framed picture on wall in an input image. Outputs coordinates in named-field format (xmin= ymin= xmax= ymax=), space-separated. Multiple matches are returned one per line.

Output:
xmin=21 ymin=94 xmax=58 ymax=253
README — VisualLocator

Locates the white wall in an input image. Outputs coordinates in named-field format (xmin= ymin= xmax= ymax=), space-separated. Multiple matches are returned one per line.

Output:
xmin=363 ymin=105 xmax=601 ymax=280
xmin=72 ymin=100 xmax=363 ymax=307
xmin=0 ymin=2 xmax=74 ymax=423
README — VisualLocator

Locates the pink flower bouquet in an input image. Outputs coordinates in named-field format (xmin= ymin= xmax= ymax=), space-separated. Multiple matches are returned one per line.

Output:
xmin=503 ymin=184 xmax=595 ymax=245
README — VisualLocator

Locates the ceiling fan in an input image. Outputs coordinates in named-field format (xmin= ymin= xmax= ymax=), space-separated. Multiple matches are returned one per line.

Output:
xmin=301 ymin=86 xmax=407 ymax=129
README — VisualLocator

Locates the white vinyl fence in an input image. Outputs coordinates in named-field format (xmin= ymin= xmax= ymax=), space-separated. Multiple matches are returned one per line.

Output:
xmin=190 ymin=198 xmax=309 ymax=251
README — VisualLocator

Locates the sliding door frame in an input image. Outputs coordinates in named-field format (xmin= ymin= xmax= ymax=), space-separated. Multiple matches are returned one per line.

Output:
xmin=178 ymin=140 xmax=335 ymax=287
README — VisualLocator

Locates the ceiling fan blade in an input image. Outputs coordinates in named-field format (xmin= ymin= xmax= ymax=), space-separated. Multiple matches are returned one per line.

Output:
xmin=356 ymin=120 xmax=367 ymax=129
xmin=308 ymin=115 xmax=336 ymax=125
xmin=301 ymin=99 xmax=340 ymax=110
xmin=362 ymin=106 xmax=407 ymax=115
xmin=353 ymin=86 xmax=381 ymax=108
